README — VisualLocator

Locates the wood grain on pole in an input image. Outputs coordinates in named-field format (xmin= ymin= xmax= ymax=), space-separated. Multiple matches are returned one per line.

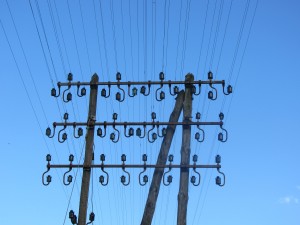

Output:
xmin=78 ymin=74 xmax=99 ymax=225
xmin=177 ymin=73 xmax=194 ymax=225
xmin=141 ymin=90 xmax=185 ymax=225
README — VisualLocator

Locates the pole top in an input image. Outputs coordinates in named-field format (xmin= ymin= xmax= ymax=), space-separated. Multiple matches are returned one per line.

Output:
xmin=185 ymin=73 xmax=194 ymax=82
xmin=91 ymin=73 xmax=99 ymax=83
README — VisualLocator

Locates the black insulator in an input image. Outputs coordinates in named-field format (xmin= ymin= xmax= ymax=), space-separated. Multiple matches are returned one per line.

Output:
xmin=191 ymin=176 xmax=196 ymax=184
xmin=110 ymin=133 xmax=115 ymax=141
xmin=46 ymin=175 xmax=52 ymax=183
xmin=129 ymin=128 xmax=134 ymax=136
xmin=100 ymin=154 xmax=105 ymax=162
xmin=140 ymin=86 xmax=146 ymax=94
xmin=69 ymin=154 xmax=74 ymax=162
xmin=97 ymin=128 xmax=102 ymax=137
xmin=152 ymin=133 xmax=157 ymax=140
xmin=216 ymin=176 xmax=221 ymax=185
xmin=46 ymin=154 xmax=51 ymax=162
xmin=69 ymin=210 xmax=75 ymax=219
xmin=196 ymin=112 xmax=201 ymax=120
xmin=67 ymin=73 xmax=73 ymax=81
xmin=162 ymin=128 xmax=167 ymax=136
xmin=159 ymin=72 xmax=164 ymax=80
xmin=227 ymin=85 xmax=232 ymax=94
xmin=215 ymin=155 xmax=221 ymax=164
xmin=160 ymin=91 xmax=165 ymax=100
xmin=143 ymin=175 xmax=148 ymax=183
xmin=121 ymin=175 xmax=126 ymax=184
xmin=51 ymin=88 xmax=56 ymax=97
xmin=116 ymin=72 xmax=121 ymax=81
xmin=64 ymin=113 xmax=69 ymax=120
xmin=71 ymin=215 xmax=77 ymax=225
xmin=218 ymin=132 xmax=223 ymax=141
xmin=113 ymin=113 xmax=118 ymax=120
xmin=195 ymin=132 xmax=200 ymax=140
xmin=89 ymin=212 xmax=95 ymax=222
xmin=78 ymin=128 xmax=83 ymax=137
xmin=101 ymin=88 xmax=106 ymax=97
xmin=46 ymin=127 xmax=51 ymax=137
xmin=174 ymin=86 xmax=179 ymax=94
xmin=116 ymin=92 xmax=121 ymax=101
xmin=208 ymin=91 xmax=213 ymax=99
xmin=193 ymin=154 xmax=198 ymax=163
xmin=168 ymin=154 xmax=174 ymax=162
xmin=67 ymin=175 xmax=73 ymax=183
xmin=121 ymin=154 xmax=126 ymax=162
xmin=167 ymin=175 xmax=173 ymax=183
xmin=151 ymin=112 xmax=156 ymax=120
xmin=142 ymin=154 xmax=147 ymax=162
xmin=81 ymin=87 xmax=86 ymax=96
xmin=219 ymin=112 xmax=224 ymax=121
xmin=99 ymin=175 xmax=104 ymax=184
xmin=208 ymin=71 xmax=213 ymax=80
xmin=192 ymin=86 xmax=196 ymax=94
xmin=67 ymin=92 xmax=72 ymax=101
xmin=62 ymin=133 xmax=67 ymax=141
xmin=136 ymin=128 xmax=141 ymax=137
xmin=132 ymin=87 xmax=138 ymax=96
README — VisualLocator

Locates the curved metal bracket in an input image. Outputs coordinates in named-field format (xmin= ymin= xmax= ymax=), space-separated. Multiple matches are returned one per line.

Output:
xmin=42 ymin=163 xmax=51 ymax=186
xmin=62 ymin=85 xmax=72 ymax=103
xmin=73 ymin=124 xmax=83 ymax=139
xmin=140 ymin=82 xmax=151 ymax=96
xmin=157 ymin=125 xmax=166 ymax=138
xmin=51 ymin=83 xmax=61 ymax=97
xmin=216 ymin=168 xmax=225 ymax=186
xmin=110 ymin=125 xmax=120 ymax=143
xmin=155 ymin=84 xmax=164 ymax=101
xmin=147 ymin=125 xmax=157 ymax=143
xmin=208 ymin=82 xmax=217 ymax=100
xmin=136 ymin=124 xmax=146 ymax=138
xmin=77 ymin=82 xmax=86 ymax=97
xmin=121 ymin=166 xmax=130 ymax=186
xmin=168 ymin=83 xmax=179 ymax=96
xmin=99 ymin=166 xmax=109 ymax=186
xmin=101 ymin=84 xmax=111 ymax=98
xmin=124 ymin=124 xmax=134 ymax=138
xmin=218 ymin=124 xmax=228 ymax=142
xmin=193 ymin=82 xmax=202 ymax=96
xmin=139 ymin=164 xmax=148 ymax=186
xmin=116 ymin=84 xmax=125 ymax=102
xmin=222 ymin=80 xmax=232 ymax=95
xmin=97 ymin=124 xmax=107 ymax=138
xmin=191 ymin=167 xmax=201 ymax=186
xmin=63 ymin=165 xmax=73 ymax=186
xmin=195 ymin=125 xmax=205 ymax=142
xmin=128 ymin=84 xmax=138 ymax=97
xmin=58 ymin=125 xmax=67 ymax=143
xmin=46 ymin=124 xmax=56 ymax=138
xmin=163 ymin=166 xmax=172 ymax=186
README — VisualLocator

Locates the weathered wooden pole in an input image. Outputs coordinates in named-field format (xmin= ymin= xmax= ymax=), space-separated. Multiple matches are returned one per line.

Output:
xmin=141 ymin=90 xmax=185 ymax=225
xmin=177 ymin=73 xmax=193 ymax=225
xmin=78 ymin=74 xmax=99 ymax=225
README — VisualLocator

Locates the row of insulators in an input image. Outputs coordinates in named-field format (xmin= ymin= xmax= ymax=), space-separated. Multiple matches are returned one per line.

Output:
xmin=69 ymin=210 xmax=94 ymax=225
xmin=42 ymin=153 xmax=225 ymax=187
xmin=45 ymin=112 xmax=228 ymax=143
xmin=50 ymin=71 xmax=232 ymax=102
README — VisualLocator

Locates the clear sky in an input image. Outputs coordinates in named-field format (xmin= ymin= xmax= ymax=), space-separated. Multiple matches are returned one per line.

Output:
xmin=0 ymin=0 xmax=299 ymax=225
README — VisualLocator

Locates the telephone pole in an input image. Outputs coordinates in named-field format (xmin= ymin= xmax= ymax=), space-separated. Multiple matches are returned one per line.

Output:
xmin=177 ymin=74 xmax=193 ymax=225
xmin=77 ymin=74 xmax=98 ymax=225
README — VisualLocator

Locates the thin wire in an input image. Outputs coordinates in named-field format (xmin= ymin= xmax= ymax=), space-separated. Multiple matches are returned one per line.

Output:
xmin=109 ymin=0 xmax=119 ymax=71
xmin=78 ymin=0 xmax=92 ymax=75
xmin=174 ymin=0 xmax=184 ymax=80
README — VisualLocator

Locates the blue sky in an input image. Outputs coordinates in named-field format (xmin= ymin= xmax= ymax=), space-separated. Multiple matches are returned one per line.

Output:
xmin=0 ymin=0 xmax=300 ymax=225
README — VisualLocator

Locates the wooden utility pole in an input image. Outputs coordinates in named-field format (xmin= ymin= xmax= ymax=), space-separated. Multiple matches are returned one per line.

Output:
xmin=177 ymin=74 xmax=193 ymax=225
xmin=141 ymin=90 xmax=185 ymax=225
xmin=78 ymin=74 xmax=99 ymax=225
